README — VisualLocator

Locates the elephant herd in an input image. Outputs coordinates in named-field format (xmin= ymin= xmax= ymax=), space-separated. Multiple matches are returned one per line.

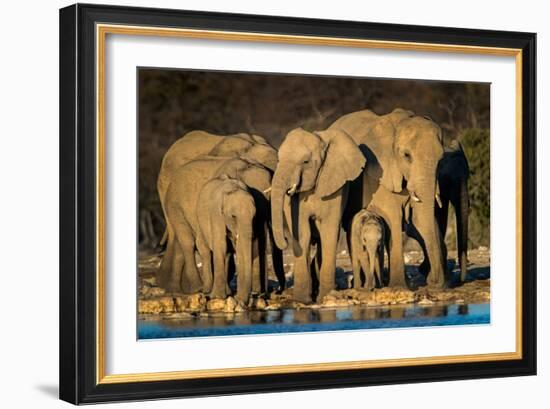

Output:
xmin=156 ymin=108 xmax=470 ymax=307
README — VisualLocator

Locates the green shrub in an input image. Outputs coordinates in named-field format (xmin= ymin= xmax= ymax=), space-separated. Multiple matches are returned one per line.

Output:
xmin=459 ymin=128 xmax=490 ymax=248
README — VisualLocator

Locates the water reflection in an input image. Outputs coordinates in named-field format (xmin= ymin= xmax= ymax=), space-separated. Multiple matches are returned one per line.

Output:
xmin=139 ymin=302 xmax=489 ymax=339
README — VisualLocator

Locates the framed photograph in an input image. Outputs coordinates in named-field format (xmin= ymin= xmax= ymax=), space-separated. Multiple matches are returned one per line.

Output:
xmin=59 ymin=3 xmax=536 ymax=404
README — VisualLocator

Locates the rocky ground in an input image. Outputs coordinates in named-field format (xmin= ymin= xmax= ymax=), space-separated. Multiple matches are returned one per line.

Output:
xmin=138 ymin=247 xmax=490 ymax=319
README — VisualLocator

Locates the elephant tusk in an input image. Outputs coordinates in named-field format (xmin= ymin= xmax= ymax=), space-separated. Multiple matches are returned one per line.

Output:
xmin=410 ymin=191 xmax=422 ymax=203
xmin=435 ymin=193 xmax=442 ymax=208
xmin=287 ymin=183 xmax=298 ymax=196
xmin=263 ymin=187 xmax=272 ymax=195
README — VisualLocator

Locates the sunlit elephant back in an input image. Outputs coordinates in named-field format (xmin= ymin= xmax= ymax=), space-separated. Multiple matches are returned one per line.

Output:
xmin=156 ymin=130 xmax=278 ymax=245
xmin=157 ymin=132 xmax=275 ymax=201
xmin=330 ymin=108 xmax=446 ymax=287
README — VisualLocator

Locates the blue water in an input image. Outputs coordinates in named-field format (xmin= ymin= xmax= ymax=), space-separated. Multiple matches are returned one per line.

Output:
xmin=138 ymin=303 xmax=490 ymax=340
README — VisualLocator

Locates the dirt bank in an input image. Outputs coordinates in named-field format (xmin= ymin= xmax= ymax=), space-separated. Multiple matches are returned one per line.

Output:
xmin=138 ymin=247 xmax=490 ymax=317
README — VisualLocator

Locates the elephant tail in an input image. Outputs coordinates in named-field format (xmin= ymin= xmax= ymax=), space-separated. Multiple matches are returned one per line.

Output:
xmin=156 ymin=229 xmax=168 ymax=251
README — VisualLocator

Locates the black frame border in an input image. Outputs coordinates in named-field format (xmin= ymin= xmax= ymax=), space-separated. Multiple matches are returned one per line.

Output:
xmin=59 ymin=3 xmax=536 ymax=404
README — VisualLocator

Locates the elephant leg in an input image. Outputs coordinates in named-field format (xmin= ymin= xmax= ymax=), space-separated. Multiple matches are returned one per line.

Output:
xmin=269 ymin=228 xmax=286 ymax=292
xmin=260 ymin=227 xmax=268 ymax=294
xmin=210 ymin=247 xmax=228 ymax=299
xmin=170 ymin=244 xmax=186 ymax=293
xmin=251 ymin=237 xmax=261 ymax=294
xmin=317 ymin=220 xmax=340 ymax=302
xmin=168 ymin=216 xmax=202 ymax=294
xmin=195 ymin=237 xmax=213 ymax=294
xmin=425 ymin=197 xmax=449 ymax=276
xmin=225 ymin=253 xmax=235 ymax=294
xmin=416 ymin=230 xmax=430 ymax=278
xmin=436 ymin=197 xmax=450 ymax=239
xmin=344 ymin=224 xmax=354 ymax=283
xmin=309 ymin=240 xmax=321 ymax=300
xmin=387 ymin=217 xmax=406 ymax=288
xmin=292 ymin=217 xmax=313 ymax=304
xmin=374 ymin=250 xmax=383 ymax=288
xmin=453 ymin=181 xmax=469 ymax=281
xmin=177 ymin=236 xmax=202 ymax=294
xmin=351 ymin=241 xmax=363 ymax=289
xmin=157 ymin=231 xmax=183 ymax=293
xmin=377 ymin=243 xmax=386 ymax=288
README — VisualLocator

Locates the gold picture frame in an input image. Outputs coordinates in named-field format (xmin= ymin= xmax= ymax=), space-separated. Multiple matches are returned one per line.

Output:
xmin=60 ymin=3 xmax=536 ymax=404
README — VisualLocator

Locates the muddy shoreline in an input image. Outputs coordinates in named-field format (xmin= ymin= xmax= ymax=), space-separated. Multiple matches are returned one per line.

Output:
xmin=138 ymin=247 xmax=490 ymax=319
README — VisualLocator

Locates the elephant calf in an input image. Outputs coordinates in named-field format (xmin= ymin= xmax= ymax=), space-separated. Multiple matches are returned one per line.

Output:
xmin=351 ymin=209 xmax=385 ymax=291
xmin=196 ymin=175 xmax=256 ymax=304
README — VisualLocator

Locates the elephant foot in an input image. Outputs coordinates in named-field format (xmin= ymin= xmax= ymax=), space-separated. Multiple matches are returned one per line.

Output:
xmin=316 ymin=286 xmax=333 ymax=303
xmin=209 ymin=287 xmax=227 ymax=300
xmin=388 ymin=277 xmax=407 ymax=289
xmin=364 ymin=283 xmax=376 ymax=292
xmin=164 ymin=282 xmax=182 ymax=294
xmin=292 ymin=291 xmax=312 ymax=305
xmin=235 ymin=293 xmax=250 ymax=306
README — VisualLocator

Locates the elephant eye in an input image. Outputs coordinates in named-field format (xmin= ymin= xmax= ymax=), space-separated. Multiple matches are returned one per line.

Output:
xmin=403 ymin=151 xmax=412 ymax=162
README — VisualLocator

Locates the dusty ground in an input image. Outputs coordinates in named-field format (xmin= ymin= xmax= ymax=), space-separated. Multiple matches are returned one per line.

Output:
xmin=138 ymin=247 xmax=490 ymax=317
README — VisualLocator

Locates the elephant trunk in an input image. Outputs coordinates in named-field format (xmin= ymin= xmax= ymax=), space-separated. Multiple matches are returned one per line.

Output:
xmin=367 ymin=243 xmax=378 ymax=287
xmin=270 ymin=164 xmax=293 ymax=250
xmin=413 ymin=178 xmax=446 ymax=287
xmin=235 ymin=223 xmax=254 ymax=304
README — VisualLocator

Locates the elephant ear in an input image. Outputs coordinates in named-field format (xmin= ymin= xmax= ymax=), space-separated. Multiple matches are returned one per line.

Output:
xmin=374 ymin=109 xmax=414 ymax=193
xmin=197 ymin=177 xmax=228 ymax=250
xmin=371 ymin=120 xmax=405 ymax=193
xmin=315 ymin=129 xmax=366 ymax=199
xmin=379 ymin=157 xmax=404 ymax=192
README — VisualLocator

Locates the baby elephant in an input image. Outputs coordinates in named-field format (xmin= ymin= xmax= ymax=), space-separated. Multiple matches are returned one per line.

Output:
xmin=351 ymin=209 xmax=385 ymax=290
xmin=196 ymin=175 xmax=256 ymax=304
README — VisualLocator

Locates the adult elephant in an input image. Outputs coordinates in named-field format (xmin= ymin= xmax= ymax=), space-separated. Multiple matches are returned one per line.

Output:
xmin=270 ymin=128 xmax=366 ymax=303
xmin=329 ymin=108 xmax=446 ymax=288
xmin=157 ymin=131 xmax=278 ymax=244
xmin=435 ymin=140 xmax=470 ymax=281
xmin=159 ymin=156 xmax=281 ymax=295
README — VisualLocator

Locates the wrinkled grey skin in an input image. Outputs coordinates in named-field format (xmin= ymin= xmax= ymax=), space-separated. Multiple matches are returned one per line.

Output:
xmin=196 ymin=176 xmax=256 ymax=303
xmin=157 ymin=131 xmax=278 ymax=245
xmin=159 ymin=156 xmax=281 ymax=298
xmin=436 ymin=140 xmax=470 ymax=281
xmin=351 ymin=209 xmax=385 ymax=290
xmin=270 ymin=128 xmax=366 ymax=303
xmin=330 ymin=108 xmax=446 ymax=288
